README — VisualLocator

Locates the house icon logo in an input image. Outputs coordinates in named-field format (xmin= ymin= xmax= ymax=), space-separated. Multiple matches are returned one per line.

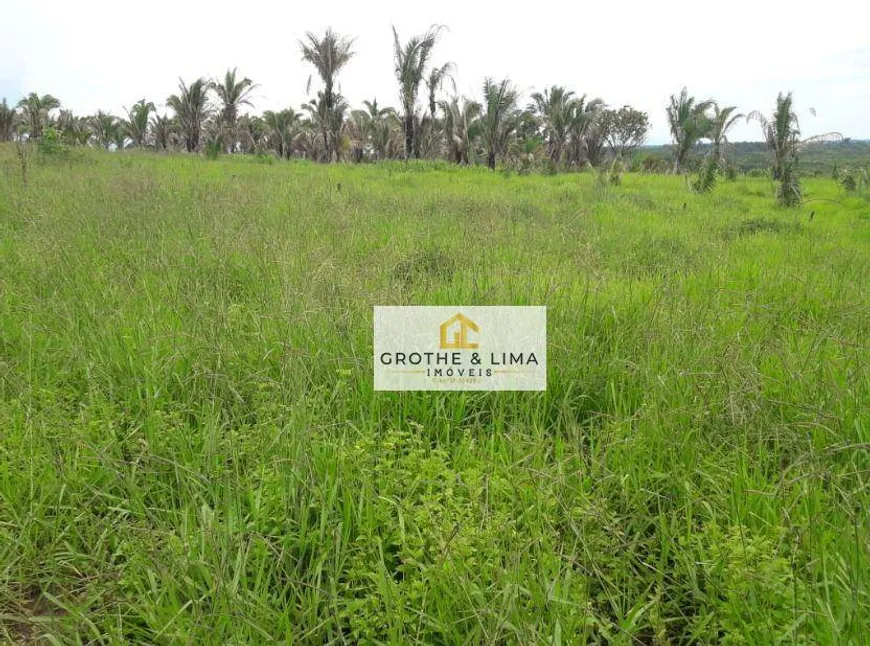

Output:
xmin=439 ymin=313 xmax=480 ymax=349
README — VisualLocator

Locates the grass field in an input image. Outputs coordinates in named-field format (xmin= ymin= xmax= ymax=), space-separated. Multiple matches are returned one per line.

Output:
xmin=1 ymin=147 xmax=869 ymax=644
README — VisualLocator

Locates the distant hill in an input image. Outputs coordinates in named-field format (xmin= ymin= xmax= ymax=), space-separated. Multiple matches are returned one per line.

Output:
xmin=639 ymin=140 xmax=870 ymax=176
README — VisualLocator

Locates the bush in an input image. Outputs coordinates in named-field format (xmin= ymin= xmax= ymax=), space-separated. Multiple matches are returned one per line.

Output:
xmin=37 ymin=127 xmax=69 ymax=158
xmin=205 ymin=139 xmax=222 ymax=160
xmin=639 ymin=154 xmax=668 ymax=174
xmin=725 ymin=164 xmax=739 ymax=181
xmin=837 ymin=166 xmax=868 ymax=193
xmin=691 ymin=156 xmax=718 ymax=193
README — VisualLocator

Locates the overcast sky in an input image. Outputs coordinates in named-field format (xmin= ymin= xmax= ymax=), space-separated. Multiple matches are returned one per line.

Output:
xmin=2 ymin=0 xmax=869 ymax=144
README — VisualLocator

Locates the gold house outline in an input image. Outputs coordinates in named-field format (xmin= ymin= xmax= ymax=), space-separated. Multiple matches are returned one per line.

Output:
xmin=439 ymin=313 xmax=480 ymax=349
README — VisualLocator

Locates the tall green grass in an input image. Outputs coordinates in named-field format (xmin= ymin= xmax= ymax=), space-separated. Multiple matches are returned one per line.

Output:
xmin=1 ymin=146 xmax=868 ymax=644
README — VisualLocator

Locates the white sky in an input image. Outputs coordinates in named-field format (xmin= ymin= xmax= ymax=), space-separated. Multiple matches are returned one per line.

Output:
xmin=2 ymin=0 xmax=869 ymax=144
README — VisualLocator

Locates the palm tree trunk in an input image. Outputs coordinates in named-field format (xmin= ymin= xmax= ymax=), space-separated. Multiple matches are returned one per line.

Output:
xmin=550 ymin=140 xmax=561 ymax=165
xmin=413 ymin=128 xmax=422 ymax=159
xmin=404 ymin=114 xmax=413 ymax=160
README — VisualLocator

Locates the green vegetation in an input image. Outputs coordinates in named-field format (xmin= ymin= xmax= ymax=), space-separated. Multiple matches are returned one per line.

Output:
xmin=7 ymin=69 xmax=865 ymax=209
xmin=666 ymin=88 xmax=715 ymax=174
xmin=747 ymin=93 xmax=843 ymax=207
xmin=1 ymin=146 xmax=868 ymax=643
xmin=3 ymin=32 xmax=866 ymax=195
xmin=642 ymin=140 xmax=870 ymax=177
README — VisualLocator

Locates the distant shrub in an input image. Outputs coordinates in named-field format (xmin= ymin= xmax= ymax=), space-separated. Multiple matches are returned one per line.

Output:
xmin=205 ymin=139 xmax=222 ymax=160
xmin=515 ymin=155 xmax=535 ymax=175
xmin=639 ymin=154 xmax=668 ymax=174
xmin=590 ymin=157 xmax=625 ymax=191
xmin=724 ymin=163 xmax=739 ymax=181
xmin=606 ymin=156 xmax=625 ymax=185
xmin=37 ymin=127 xmax=69 ymax=158
xmin=837 ymin=166 xmax=868 ymax=193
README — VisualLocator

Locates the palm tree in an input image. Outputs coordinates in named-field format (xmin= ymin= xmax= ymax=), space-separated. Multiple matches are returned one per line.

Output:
xmin=57 ymin=110 xmax=90 ymax=145
xmin=666 ymin=87 xmax=714 ymax=173
xmin=426 ymin=62 xmax=454 ymax=120
xmin=237 ymin=114 xmax=268 ymax=154
xmin=413 ymin=113 xmax=438 ymax=159
xmin=124 ymin=99 xmax=156 ymax=147
xmin=345 ymin=110 xmax=369 ymax=162
xmin=263 ymin=109 xmax=300 ymax=159
xmin=747 ymin=92 xmax=841 ymax=206
xmin=440 ymin=96 xmax=480 ymax=164
xmin=294 ymin=124 xmax=321 ymax=161
xmin=302 ymin=91 xmax=350 ymax=161
xmin=202 ymin=117 xmax=229 ymax=158
xmin=151 ymin=114 xmax=174 ymax=151
xmin=299 ymin=28 xmax=354 ymax=162
xmin=56 ymin=109 xmax=76 ymax=144
xmin=565 ymin=96 xmax=605 ymax=166
xmin=0 ymin=98 xmax=17 ymax=141
xmin=579 ymin=117 xmax=607 ymax=166
xmin=530 ymin=86 xmax=587 ymax=164
xmin=166 ymin=78 xmax=210 ymax=152
xmin=392 ymin=24 xmax=446 ymax=159
xmin=211 ymin=68 xmax=257 ymax=152
xmin=17 ymin=93 xmax=61 ymax=140
xmin=90 ymin=111 xmax=119 ymax=149
xmin=353 ymin=99 xmax=399 ymax=161
xmin=478 ymin=77 xmax=519 ymax=170
xmin=112 ymin=126 xmax=128 ymax=151
xmin=708 ymin=105 xmax=743 ymax=166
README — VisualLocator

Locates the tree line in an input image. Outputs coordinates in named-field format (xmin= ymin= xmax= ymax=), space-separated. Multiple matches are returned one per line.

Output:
xmin=0 ymin=26 xmax=650 ymax=169
xmin=0 ymin=25 xmax=842 ymax=202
